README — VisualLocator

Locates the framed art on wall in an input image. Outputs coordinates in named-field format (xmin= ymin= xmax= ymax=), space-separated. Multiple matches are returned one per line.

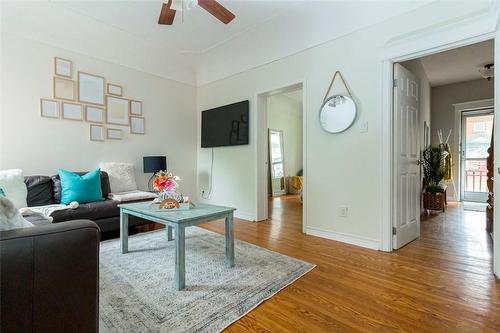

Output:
xmin=40 ymin=99 xmax=59 ymax=118
xmin=54 ymin=57 xmax=72 ymax=78
xmin=130 ymin=116 xmax=145 ymax=134
xmin=107 ymin=128 xmax=123 ymax=140
xmin=107 ymin=83 xmax=122 ymax=96
xmin=85 ymin=106 xmax=104 ymax=123
xmin=90 ymin=124 xmax=105 ymax=141
xmin=78 ymin=72 xmax=105 ymax=105
xmin=53 ymin=77 xmax=75 ymax=101
xmin=130 ymin=100 xmax=142 ymax=115
xmin=106 ymin=96 xmax=130 ymax=126
xmin=62 ymin=102 xmax=83 ymax=121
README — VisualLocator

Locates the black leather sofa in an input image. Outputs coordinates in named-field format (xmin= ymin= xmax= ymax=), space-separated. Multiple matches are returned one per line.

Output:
xmin=0 ymin=220 xmax=100 ymax=333
xmin=25 ymin=171 xmax=151 ymax=233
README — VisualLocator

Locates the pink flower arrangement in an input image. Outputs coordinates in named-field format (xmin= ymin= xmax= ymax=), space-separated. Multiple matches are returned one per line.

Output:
xmin=152 ymin=171 xmax=180 ymax=193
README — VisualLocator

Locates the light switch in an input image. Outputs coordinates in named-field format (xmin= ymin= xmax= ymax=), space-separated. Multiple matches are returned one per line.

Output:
xmin=360 ymin=121 xmax=368 ymax=133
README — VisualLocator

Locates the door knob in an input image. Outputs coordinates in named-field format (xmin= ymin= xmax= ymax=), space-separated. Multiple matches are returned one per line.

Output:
xmin=416 ymin=160 xmax=421 ymax=165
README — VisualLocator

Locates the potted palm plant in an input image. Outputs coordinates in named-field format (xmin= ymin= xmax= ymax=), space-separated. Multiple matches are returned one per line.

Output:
xmin=422 ymin=146 xmax=447 ymax=213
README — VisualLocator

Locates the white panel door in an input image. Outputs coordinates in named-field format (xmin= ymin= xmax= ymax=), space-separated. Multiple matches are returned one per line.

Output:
xmin=393 ymin=63 xmax=420 ymax=249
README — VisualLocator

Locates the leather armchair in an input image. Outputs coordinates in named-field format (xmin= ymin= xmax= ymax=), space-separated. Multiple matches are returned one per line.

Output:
xmin=0 ymin=220 xmax=100 ymax=333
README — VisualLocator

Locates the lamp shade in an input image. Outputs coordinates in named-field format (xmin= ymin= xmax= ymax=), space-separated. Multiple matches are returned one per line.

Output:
xmin=143 ymin=156 xmax=166 ymax=173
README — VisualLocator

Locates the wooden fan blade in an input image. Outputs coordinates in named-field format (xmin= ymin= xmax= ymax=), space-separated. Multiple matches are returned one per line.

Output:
xmin=158 ymin=1 xmax=176 ymax=25
xmin=198 ymin=0 xmax=235 ymax=24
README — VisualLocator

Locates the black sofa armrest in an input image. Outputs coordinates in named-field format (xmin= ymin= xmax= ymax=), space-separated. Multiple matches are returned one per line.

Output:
xmin=0 ymin=220 xmax=100 ymax=333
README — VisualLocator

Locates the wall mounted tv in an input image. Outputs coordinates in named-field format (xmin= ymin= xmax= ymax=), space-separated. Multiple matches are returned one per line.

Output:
xmin=201 ymin=100 xmax=249 ymax=148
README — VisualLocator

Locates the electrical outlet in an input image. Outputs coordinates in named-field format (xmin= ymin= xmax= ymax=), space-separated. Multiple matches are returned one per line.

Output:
xmin=339 ymin=206 xmax=349 ymax=218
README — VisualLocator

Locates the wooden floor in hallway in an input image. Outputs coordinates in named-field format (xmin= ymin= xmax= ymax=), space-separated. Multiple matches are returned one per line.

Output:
xmin=199 ymin=198 xmax=500 ymax=332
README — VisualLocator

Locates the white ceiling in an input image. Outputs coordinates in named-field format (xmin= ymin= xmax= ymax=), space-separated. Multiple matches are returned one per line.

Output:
xmin=418 ymin=39 xmax=494 ymax=86
xmin=1 ymin=1 xmax=492 ymax=86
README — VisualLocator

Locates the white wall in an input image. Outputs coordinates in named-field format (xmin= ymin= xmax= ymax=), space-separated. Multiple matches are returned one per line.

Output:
xmin=267 ymin=94 xmax=303 ymax=177
xmin=196 ymin=2 xmax=492 ymax=247
xmin=431 ymin=79 xmax=494 ymax=200
xmin=0 ymin=32 xmax=198 ymax=195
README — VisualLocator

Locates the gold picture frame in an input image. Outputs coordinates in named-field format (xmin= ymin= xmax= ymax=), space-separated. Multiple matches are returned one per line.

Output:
xmin=53 ymin=77 xmax=75 ymax=101
xmin=107 ymin=83 xmax=123 ymax=96
xmin=85 ymin=105 xmax=105 ymax=123
xmin=106 ymin=96 xmax=130 ymax=126
xmin=130 ymin=116 xmax=145 ymax=134
xmin=90 ymin=124 xmax=105 ymax=141
xmin=78 ymin=71 xmax=105 ymax=106
xmin=107 ymin=128 xmax=123 ymax=140
xmin=130 ymin=100 xmax=143 ymax=115
xmin=61 ymin=102 xmax=83 ymax=121
xmin=40 ymin=98 xmax=60 ymax=118
xmin=54 ymin=57 xmax=72 ymax=78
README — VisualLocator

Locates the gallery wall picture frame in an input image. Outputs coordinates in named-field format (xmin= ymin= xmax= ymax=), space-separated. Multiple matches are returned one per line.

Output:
xmin=40 ymin=99 xmax=59 ymax=118
xmin=90 ymin=124 xmax=105 ymax=141
xmin=107 ymin=128 xmax=123 ymax=140
xmin=54 ymin=57 xmax=72 ymax=78
xmin=130 ymin=100 xmax=143 ymax=115
xmin=78 ymin=71 xmax=105 ymax=106
xmin=107 ymin=83 xmax=122 ymax=96
xmin=53 ymin=77 xmax=76 ymax=101
xmin=61 ymin=102 xmax=83 ymax=121
xmin=130 ymin=116 xmax=145 ymax=134
xmin=106 ymin=96 xmax=130 ymax=126
xmin=85 ymin=105 xmax=104 ymax=123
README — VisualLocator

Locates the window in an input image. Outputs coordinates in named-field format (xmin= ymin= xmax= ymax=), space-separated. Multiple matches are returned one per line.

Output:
xmin=473 ymin=122 xmax=486 ymax=133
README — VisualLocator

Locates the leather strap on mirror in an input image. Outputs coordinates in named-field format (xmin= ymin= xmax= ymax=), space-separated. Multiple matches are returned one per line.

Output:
xmin=323 ymin=71 xmax=353 ymax=102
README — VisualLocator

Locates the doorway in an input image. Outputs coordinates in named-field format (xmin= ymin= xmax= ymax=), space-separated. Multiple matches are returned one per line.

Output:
xmin=256 ymin=83 xmax=304 ymax=230
xmin=391 ymin=39 xmax=495 ymax=268
xmin=460 ymin=109 xmax=494 ymax=202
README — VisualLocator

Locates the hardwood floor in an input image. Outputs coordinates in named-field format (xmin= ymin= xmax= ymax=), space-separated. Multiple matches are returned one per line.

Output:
xmin=198 ymin=197 xmax=500 ymax=332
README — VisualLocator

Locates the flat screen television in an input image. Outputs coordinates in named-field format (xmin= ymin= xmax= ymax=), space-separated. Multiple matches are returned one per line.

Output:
xmin=201 ymin=100 xmax=249 ymax=148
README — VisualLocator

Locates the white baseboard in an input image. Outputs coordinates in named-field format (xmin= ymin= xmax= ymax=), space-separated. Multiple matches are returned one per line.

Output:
xmin=305 ymin=226 xmax=380 ymax=250
xmin=234 ymin=212 xmax=256 ymax=222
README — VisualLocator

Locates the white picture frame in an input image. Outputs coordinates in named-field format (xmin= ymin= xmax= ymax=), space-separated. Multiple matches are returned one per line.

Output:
xmin=85 ymin=105 xmax=104 ymax=123
xmin=107 ymin=128 xmax=123 ymax=140
xmin=106 ymin=96 xmax=130 ymax=126
xmin=78 ymin=72 xmax=105 ymax=105
xmin=54 ymin=57 xmax=72 ymax=78
xmin=130 ymin=116 xmax=145 ymax=134
xmin=107 ymin=83 xmax=122 ymax=96
xmin=130 ymin=100 xmax=142 ymax=115
xmin=53 ymin=77 xmax=75 ymax=101
xmin=90 ymin=124 xmax=105 ymax=141
xmin=62 ymin=102 xmax=83 ymax=121
xmin=40 ymin=99 xmax=59 ymax=118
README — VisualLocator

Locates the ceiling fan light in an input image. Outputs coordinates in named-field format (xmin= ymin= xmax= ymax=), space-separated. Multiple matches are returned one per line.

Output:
xmin=478 ymin=64 xmax=494 ymax=80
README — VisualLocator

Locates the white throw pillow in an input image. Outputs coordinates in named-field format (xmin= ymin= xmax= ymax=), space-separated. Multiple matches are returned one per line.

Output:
xmin=0 ymin=169 xmax=28 ymax=209
xmin=0 ymin=197 xmax=33 ymax=231
xmin=99 ymin=162 xmax=138 ymax=193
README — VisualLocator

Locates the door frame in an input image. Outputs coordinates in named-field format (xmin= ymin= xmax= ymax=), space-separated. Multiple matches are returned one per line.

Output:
xmin=453 ymin=99 xmax=494 ymax=202
xmin=459 ymin=107 xmax=494 ymax=202
xmin=380 ymin=9 xmax=499 ymax=277
xmin=255 ymin=81 xmax=306 ymax=232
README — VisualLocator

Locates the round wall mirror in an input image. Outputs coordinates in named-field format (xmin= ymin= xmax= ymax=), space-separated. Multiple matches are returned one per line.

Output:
xmin=319 ymin=95 xmax=357 ymax=133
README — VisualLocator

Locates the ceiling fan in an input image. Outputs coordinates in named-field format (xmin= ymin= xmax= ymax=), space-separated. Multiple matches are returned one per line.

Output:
xmin=158 ymin=0 xmax=235 ymax=25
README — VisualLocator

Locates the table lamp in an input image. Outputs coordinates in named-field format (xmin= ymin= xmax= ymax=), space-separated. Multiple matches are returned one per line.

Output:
xmin=143 ymin=156 xmax=167 ymax=191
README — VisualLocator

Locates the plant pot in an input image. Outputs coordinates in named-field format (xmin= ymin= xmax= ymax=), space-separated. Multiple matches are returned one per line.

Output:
xmin=423 ymin=192 xmax=445 ymax=213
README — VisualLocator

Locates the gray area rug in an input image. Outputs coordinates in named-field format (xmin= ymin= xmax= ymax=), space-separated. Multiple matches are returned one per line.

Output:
xmin=99 ymin=227 xmax=314 ymax=333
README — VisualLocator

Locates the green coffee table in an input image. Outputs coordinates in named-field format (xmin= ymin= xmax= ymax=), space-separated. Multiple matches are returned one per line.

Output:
xmin=118 ymin=202 xmax=236 ymax=290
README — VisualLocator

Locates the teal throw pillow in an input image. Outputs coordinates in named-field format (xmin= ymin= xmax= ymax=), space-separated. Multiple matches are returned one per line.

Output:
xmin=59 ymin=168 xmax=103 ymax=205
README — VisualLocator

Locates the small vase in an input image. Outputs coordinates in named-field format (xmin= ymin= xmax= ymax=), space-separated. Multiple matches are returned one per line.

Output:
xmin=159 ymin=190 xmax=183 ymax=203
